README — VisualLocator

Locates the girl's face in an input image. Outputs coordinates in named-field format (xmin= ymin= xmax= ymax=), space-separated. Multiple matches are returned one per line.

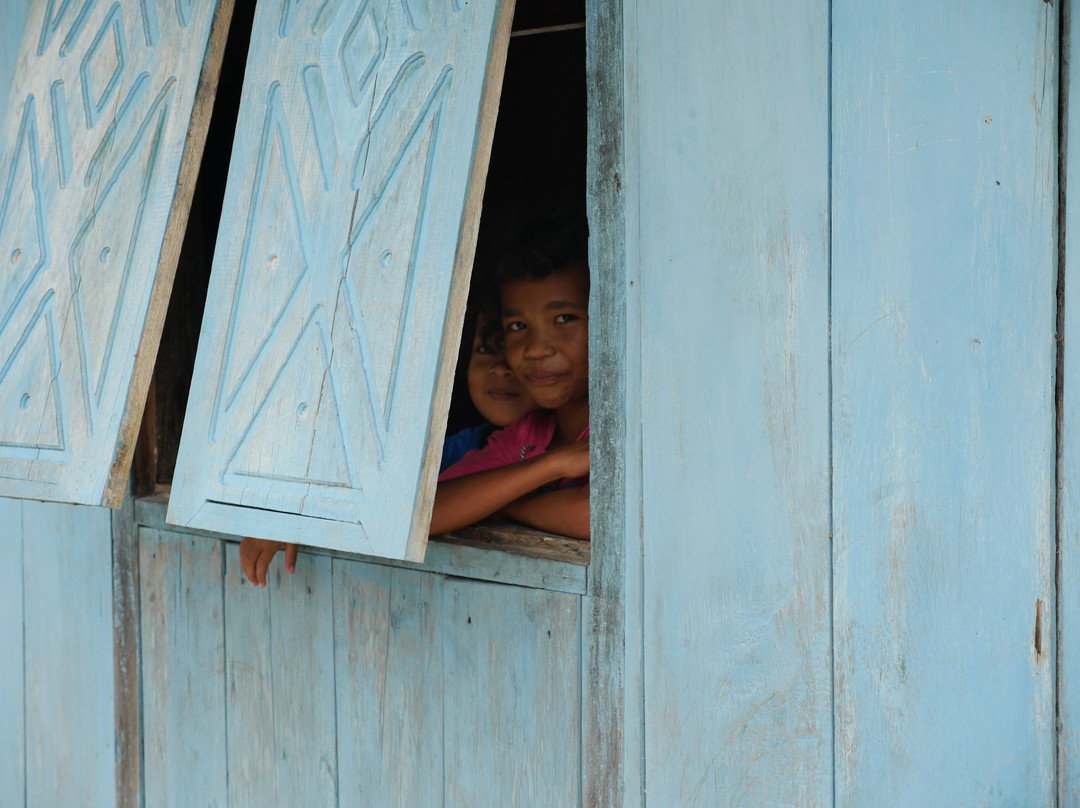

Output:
xmin=467 ymin=317 xmax=537 ymax=427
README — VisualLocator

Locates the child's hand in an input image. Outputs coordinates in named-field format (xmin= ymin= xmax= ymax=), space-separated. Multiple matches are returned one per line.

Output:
xmin=238 ymin=537 xmax=297 ymax=587
xmin=546 ymin=436 xmax=589 ymax=480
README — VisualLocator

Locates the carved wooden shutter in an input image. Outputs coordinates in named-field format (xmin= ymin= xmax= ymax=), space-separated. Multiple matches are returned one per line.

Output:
xmin=168 ymin=0 xmax=514 ymax=560
xmin=0 ymin=0 xmax=230 ymax=505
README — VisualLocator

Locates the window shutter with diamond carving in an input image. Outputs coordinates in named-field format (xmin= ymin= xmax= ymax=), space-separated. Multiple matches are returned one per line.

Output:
xmin=0 ymin=0 xmax=231 ymax=506
xmin=168 ymin=0 xmax=515 ymax=560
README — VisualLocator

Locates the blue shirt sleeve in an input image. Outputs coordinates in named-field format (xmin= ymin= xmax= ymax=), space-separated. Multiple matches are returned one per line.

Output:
xmin=440 ymin=423 xmax=493 ymax=472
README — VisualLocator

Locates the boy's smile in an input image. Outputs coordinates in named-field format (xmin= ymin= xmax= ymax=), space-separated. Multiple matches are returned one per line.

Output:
xmin=500 ymin=264 xmax=589 ymax=433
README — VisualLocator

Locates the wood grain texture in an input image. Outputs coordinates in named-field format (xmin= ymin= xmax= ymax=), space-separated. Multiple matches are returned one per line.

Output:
xmin=333 ymin=561 xmax=443 ymax=808
xmin=139 ymin=527 xmax=227 ymax=808
xmin=832 ymin=3 xmax=1057 ymax=803
xmin=22 ymin=500 xmax=115 ymax=807
xmin=0 ymin=498 xmax=25 ymax=804
xmin=224 ymin=543 xmax=337 ymax=808
xmin=140 ymin=492 xmax=587 ymax=593
xmin=633 ymin=1 xmax=832 ymax=805
xmin=0 ymin=0 xmax=228 ymax=506
xmin=582 ymin=0 xmax=632 ymax=804
xmin=168 ymin=0 xmax=516 ymax=561
xmin=1060 ymin=1 xmax=1080 ymax=802
xmin=442 ymin=577 xmax=581 ymax=807
xmin=111 ymin=492 xmax=142 ymax=808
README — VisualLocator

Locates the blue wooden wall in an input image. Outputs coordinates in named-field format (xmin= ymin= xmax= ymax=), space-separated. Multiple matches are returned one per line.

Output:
xmin=0 ymin=0 xmax=1075 ymax=806
xmin=137 ymin=526 xmax=581 ymax=807
xmin=626 ymin=0 xmax=1059 ymax=805
xmin=0 ymin=500 xmax=115 ymax=808
xmin=628 ymin=0 xmax=832 ymax=803
xmin=832 ymin=2 xmax=1057 ymax=803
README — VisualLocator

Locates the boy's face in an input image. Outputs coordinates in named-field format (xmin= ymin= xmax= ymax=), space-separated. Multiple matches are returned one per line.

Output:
xmin=466 ymin=315 xmax=537 ymax=427
xmin=500 ymin=263 xmax=589 ymax=412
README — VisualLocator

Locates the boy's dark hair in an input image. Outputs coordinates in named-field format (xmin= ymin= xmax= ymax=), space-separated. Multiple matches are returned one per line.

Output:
xmin=494 ymin=208 xmax=589 ymax=288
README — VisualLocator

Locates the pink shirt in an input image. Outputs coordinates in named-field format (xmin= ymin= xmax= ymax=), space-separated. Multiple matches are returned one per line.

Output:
xmin=438 ymin=410 xmax=588 ymax=486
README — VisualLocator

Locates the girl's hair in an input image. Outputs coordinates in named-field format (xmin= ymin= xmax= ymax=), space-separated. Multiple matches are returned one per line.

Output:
xmin=494 ymin=207 xmax=589 ymax=288
xmin=446 ymin=265 xmax=501 ymax=433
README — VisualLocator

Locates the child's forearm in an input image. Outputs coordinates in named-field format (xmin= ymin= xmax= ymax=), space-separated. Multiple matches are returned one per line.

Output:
xmin=430 ymin=453 xmax=571 ymax=535
xmin=500 ymin=485 xmax=590 ymax=539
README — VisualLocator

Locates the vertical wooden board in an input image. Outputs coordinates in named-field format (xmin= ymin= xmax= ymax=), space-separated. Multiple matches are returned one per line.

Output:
xmin=139 ymin=528 xmax=227 ymax=808
xmin=632 ymin=1 xmax=832 ymax=805
xmin=0 ymin=0 xmax=231 ymax=506
xmin=442 ymin=579 xmax=580 ymax=807
xmin=333 ymin=560 xmax=443 ymax=808
xmin=112 ymin=494 xmax=142 ymax=808
xmin=582 ymin=0 xmax=634 ymax=804
xmin=22 ymin=500 xmax=115 ymax=807
xmin=224 ymin=543 xmax=337 ymax=807
xmin=169 ymin=0 xmax=515 ymax=562
xmin=1059 ymin=2 xmax=1080 ymax=801
xmin=0 ymin=498 xmax=24 ymax=803
xmin=832 ymin=3 xmax=1057 ymax=804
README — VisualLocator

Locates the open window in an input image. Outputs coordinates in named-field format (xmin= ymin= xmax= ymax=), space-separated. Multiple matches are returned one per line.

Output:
xmin=158 ymin=0 xmax=589 ymax=562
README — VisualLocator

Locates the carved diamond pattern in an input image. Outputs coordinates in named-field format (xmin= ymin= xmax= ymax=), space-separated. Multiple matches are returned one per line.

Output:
xmin=339 ymin=2 xmax=385 ymax=108
xmin=0 ymin=97 xmax=50 ymax=340
xmin=341 ymin=74 xmax=448 ymax=461
xmin=79 ymin=2 xmax=127 ymax=129
xmin=69 ymin=82 xmax=172 ymax=430
xmin=213 ymin=83 xmax=310 ymax=437
xmin=0 ymin=292 xmax=67 ymax=457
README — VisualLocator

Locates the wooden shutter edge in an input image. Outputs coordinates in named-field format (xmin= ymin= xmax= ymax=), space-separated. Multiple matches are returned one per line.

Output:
xmin=405 ymin=0 xmax=518 ymax=561
xmin=102 ymin=0 xmax=237 ymax=508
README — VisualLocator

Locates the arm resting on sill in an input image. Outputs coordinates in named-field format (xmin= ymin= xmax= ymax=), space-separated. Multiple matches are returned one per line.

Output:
xmin=500 ymin=483 xmax=590 ymax=540
xmin=429 ymin=440 xmax=588 ymax=535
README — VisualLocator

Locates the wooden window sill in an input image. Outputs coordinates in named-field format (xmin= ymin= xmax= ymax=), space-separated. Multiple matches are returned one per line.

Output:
xmin=134 ymin=489 xmax=589 ymax=595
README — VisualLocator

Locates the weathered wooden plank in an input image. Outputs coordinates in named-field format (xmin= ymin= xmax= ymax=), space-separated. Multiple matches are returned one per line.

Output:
xmin=0 ymin=0 xmax=232 ymax=506
xmin=140 ymin=528 xmax=227 ymax=808
xmin=224 ymin=544 xmax=337 ymax=807
xmin=582 ymin=0 xmax=632 ymax=803
xmin=112 ymin=492 xmax=142 ymax=808
xmin=632 ymin=1 xmax=832 ymax=805
xmin=333 ymin=560 xmax=443 ymax=808
xmin=1060 ymin=2 xmax=1080 ymax=802
xmin=169 ymin=0 xmax=516 ymax=562
xmin=832 ymin=3 xmax=1057 ymax=803
xmin=139 ymin=493 xmax=588 ymax=593
xmin=442 ymin=578 xmax=581 ymax=807
xmin=22 ymin=501 xmax=115 ymax=807
xmin=0 ymin=498 xmax=25 ymax=804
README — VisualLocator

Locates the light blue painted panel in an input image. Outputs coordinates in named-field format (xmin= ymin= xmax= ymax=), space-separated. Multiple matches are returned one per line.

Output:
xmin=442 ymin=578 xmax=581 ymax=807
xmin=0 ymin=0 xmax=30 ymax=109
xmin=140 ymin=528 xmax=227 ymax=808
xmin=22 ymin=500 xmax=115 ymax=807
xmin=633 ymin=1 xmax=832 ymax=805
xmin=333 ymin=561 xmax=443 ymax=808
xmin=0 ymin=498 xmax=24 ymax=803
xmin=169 ymin=0 xmax=516 ymax=561
xmin=832 ymin=3 xmax=1057 ymax=804
xmin=224 ymin=544 xmax=337 ymax=807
